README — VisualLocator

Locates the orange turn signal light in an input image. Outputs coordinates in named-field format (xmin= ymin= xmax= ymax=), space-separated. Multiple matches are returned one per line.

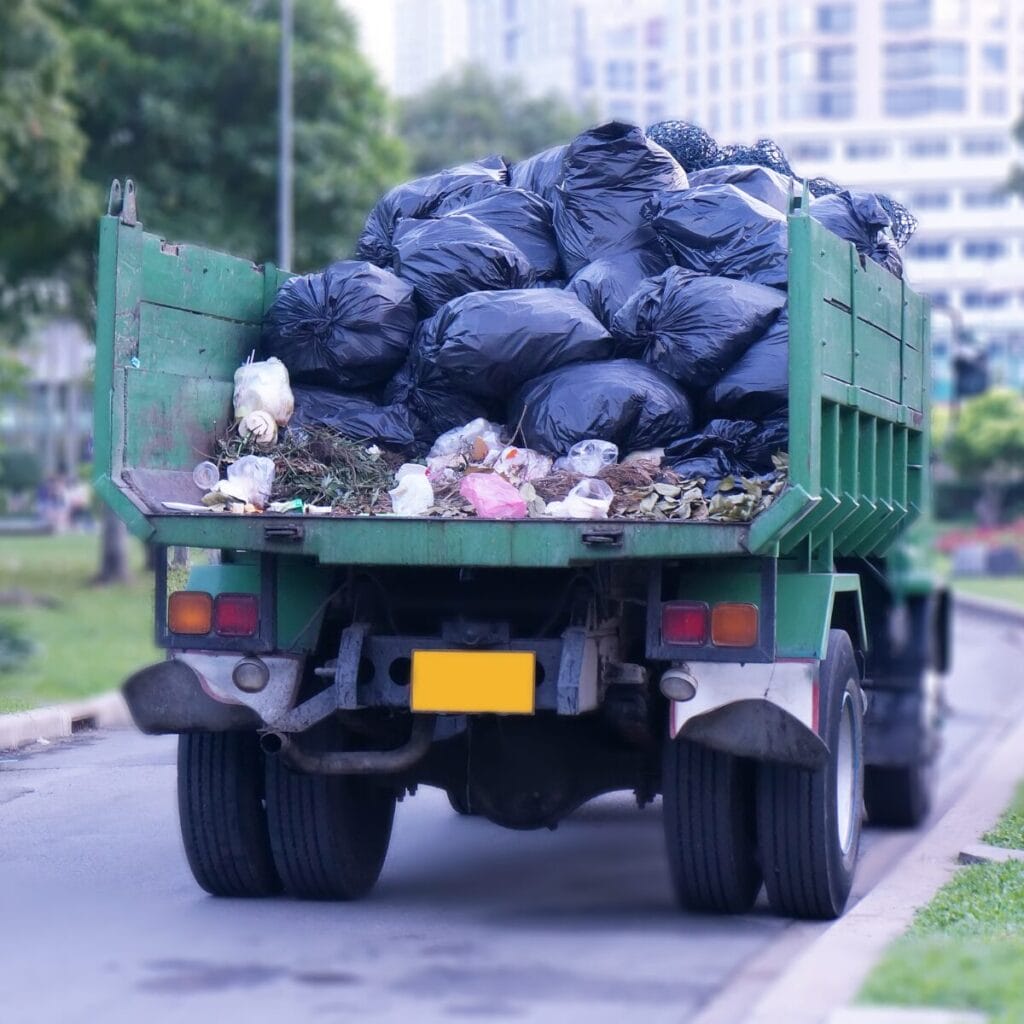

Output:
xmin=711 ymin=603 xmax=759 ymax=647
xmin=167 ymin=591 xmax=213 ymax=635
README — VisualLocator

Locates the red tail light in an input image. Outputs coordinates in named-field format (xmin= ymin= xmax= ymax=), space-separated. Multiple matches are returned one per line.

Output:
xmin=213 ymin=594 xmax=260 ymax=637
xmin=661 ymin=601 xmax=709 ymax=645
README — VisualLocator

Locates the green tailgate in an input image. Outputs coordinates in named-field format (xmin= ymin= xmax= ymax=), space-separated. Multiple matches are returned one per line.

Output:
xmin=93 ymin=187 xmax=929 ymax=568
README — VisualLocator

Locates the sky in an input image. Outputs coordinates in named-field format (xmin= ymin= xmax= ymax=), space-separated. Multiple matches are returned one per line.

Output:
xmin=338 ymin=0 xmax=395 ymax=88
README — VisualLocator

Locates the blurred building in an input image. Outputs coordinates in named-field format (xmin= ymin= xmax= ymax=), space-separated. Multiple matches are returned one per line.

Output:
xmin=391 ymin=0 xmax=469 ymax=97
xmin=665 ymin=0 xmax=1024 ymax=400
xmin=1 ymin=320 xmax=92 ymax=480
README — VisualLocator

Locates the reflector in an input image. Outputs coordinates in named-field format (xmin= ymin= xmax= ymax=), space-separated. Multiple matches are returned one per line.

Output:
xmin=214 ymin=594 xmax=260 ymax=637
xmin=661 ymin=601 xmax=708 ymax=645
xmin=711 ymin=603 xmax=759 ymax=647
xmin=167 ymin=591 xmax=213 ymax=635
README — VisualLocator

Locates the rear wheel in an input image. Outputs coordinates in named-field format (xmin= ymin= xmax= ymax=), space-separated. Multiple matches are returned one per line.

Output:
xmin=865 ymin=762 xmax=933 ymax=827
xmin=756 ymin=629 xmax=864 ymax=920
xmin=177 ymin=731 xmax=280 ymax=898
xmin=662 ymin=736 xmax=761 ymax=913
xmin=264 ymin=755 xmax=396 ymax=901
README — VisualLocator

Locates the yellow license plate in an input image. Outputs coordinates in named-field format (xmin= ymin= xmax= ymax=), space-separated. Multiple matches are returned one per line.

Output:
xmin=410 ymin=650 xmax=536 ymax=714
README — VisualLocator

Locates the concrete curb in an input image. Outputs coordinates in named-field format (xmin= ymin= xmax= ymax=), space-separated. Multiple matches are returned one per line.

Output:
xmin=0 ymin=691 xmax=133 ymax=752
xmin=953 ymin=590 xmax=1024 ymax=628
xmin=743 ymin=698 xmax=1024 ymax=1024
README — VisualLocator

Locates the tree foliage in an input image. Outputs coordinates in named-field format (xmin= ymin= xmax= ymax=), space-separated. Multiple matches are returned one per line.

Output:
xmin=398 ymin=65 xmax=590 ymax=176
xmin=0 ymin=0 xmax=92 ymax=335
xmin=64 ymin=0 xmax=405 ymax=273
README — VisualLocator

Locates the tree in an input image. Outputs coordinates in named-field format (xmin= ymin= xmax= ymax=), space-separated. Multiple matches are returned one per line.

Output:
xmin=64 ymin=0 xmax=406 ymax=273
xmin=0 ymin=0 xmax=92 ymax=337
xmin=945 ymin=388 xmax=1024 ymax=526
xmin=398 ymin=65 xmax=590 ymax=176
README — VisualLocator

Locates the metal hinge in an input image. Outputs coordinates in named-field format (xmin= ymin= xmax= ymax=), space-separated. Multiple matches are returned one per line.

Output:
xmin=107 ymin=178 xmax=138 ymax=226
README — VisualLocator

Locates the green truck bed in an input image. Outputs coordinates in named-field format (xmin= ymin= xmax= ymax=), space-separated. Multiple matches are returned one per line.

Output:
xmin=94 ymin=184 xmax=930 ymax=568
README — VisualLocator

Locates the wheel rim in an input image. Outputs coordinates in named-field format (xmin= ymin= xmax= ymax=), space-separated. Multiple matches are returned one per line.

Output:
xmin=835 ymin=688 xmax=859 ymax=855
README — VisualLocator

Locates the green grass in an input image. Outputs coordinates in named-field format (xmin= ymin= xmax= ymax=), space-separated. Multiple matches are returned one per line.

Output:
xmin=954 ymin=576 xmax=1024 ymax=609
xmin=984 ymin=782 xmax=1024 ymax=850
xmin=861 ymin=819 xmax=1024 ymax=1023
xmin=0 ymin=534 xmax=158 ymax=712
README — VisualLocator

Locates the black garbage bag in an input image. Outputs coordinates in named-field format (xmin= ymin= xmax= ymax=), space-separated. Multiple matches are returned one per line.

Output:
xmin=612 ymin=267 xmax=786 ymax=388
xmin=645 ymin=184 xmax=789 ymax=289
xmin=288 ymin=386 xmax=419 ymax=450
xmin=810 ymin=190 xmax=903 ymax=277
xmin=262 ymin=261 xmax=418 ymax=390
xmin=413 ymin=288 xmax=612 ymax=403
xmin=703 ymin=310 xmax=789 ymax=420
xmin=688 ymin=164 xmax=796 ymax=214
xmin=646 ymin=120 xmax=720 ymax=172
xmin=392 ymin=214 xmax=534 ymax=316
xmin=354 ymin=156 xmax=509 ymax=266
xmin=385 ymin=348 xmax=492 ymax=445
xmin=666 ymin=417 xmax=788 ymax=487
xmin=510 ymin=359 xmax=695 ymax=455
xmin=565 ymin=248 xmax=670 ymax=329
xmin=552 ymin=121 xmax=688 ymax=278
xmin=450 ymin=188 xmax=562 ymax=281
xmin=717 ymin=139 xmax=794 ymax=177
xmin=509 ymin=144 xmax=567 ymax=205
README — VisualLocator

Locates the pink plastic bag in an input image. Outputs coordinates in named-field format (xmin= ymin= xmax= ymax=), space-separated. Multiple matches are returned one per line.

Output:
xmin=459 ymin=472 xmax=527 ymax=519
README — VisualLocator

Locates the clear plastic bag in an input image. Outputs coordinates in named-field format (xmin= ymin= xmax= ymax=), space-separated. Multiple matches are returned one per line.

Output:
xmin=546 ymin=478 xmax=614 ymax=519
xmin=566 ymin=439 xmax=618 ymax=476
xmin=233 ymin=356 xmax=294 ymax=442
xmin=428 ymin=418 xmax=505 ymax=460
xmin=225 ymin=455 xmax=276 ymax=508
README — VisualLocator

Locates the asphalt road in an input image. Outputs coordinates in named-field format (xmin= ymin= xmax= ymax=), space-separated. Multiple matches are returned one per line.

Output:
xmin=2 ymin=611 xmax=1022 ymax=1024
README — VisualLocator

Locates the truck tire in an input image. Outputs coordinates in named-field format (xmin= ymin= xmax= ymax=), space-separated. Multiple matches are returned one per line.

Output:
xmin=264 ymin=758 xmax=396 ymax=900
xmin=864 ymin=762 xmax=932 ymax=827
xmin=177 ymin=731 xmax=281 ymax=898
xmin=662 ymin=736 xmax=761 ymax=913
xmin=756 ymin=629 xmax=864 ymax=920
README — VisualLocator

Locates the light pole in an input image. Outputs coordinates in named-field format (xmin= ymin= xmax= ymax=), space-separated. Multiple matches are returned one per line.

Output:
xmin=278 ymin=0 xmax=294 ymax=270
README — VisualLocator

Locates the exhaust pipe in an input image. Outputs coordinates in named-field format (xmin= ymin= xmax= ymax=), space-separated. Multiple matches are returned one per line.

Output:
xmin=260 ymin=715 xmax=435 ymax=775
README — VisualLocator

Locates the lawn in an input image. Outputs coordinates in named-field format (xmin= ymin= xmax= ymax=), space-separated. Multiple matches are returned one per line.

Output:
xmin=860 ymin=789 xmax=1024 ymax=1024
xmin=954 ymin=576 xmax=1024 ymax=609
xmin=0 ymin=534 xmax=158 ymax=712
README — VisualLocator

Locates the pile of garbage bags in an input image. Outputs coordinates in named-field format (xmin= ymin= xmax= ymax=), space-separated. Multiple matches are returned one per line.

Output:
xmin=244 ymin=119 xmax=914 ymax=519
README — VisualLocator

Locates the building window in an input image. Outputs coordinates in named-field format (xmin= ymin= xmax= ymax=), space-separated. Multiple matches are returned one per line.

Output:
xmin=791 ymin=140 xmax=832 ymax=161
xmin=846 ymin=139 xmax=890 ymax=159
xmin=686 ymin=27 xmax=698 ymax=53
xmin=885 ymin=41 xmax=967 ymax=80
xmin=912 ymin=240 xmax=951 ymax=259
xmin=755 ymin=53 xmax=767 ymax=84
xmin=962 ymin=188 xmax=1008 ymax=207
xmin=981 ymin=43 xmax=1007 ymax=72
xmin=606 ymin=60 xmax=637 ymax=90
xmin=731 ymin=99 xmax=743 ymax=129
xmin=708 ymin=64 xmax=720 ymax=90
xmin=907 ymin=137 xmax=949 ymax=157
xmin=962 ymin=135 xmax=1007 ymax=155
xmin=754 ymin=10 xmax=767 ymax=38
xmin=731 ymin=15 xmax=743 ymax=45
xmin=818 ymin=91 xmax=854 ymax=117
xmin=926 ymin=289 xmax=951 ymax=309
xmin=963 ymin=239 xmax=1007 ymax=259
xmin=817 ymin=3 xmax=855 ymax=32
xmin=884 ymin=0 xmax=931 ymax=31
xmin=503 ymin=0 xmax=518 ymax=20
xmin=504 ymin=29 xmax=519 ymax=61
xmin=708 ymin=21 xmax=720 ymax=49
xmin=909 ymin=190 xmax=950 ymax=209
xmin=646 ymin=59 xmax=663 ymax=90
xmin=819 ymin=45 xmax=854 ymax=82
xmin=645 ymin=17 xmax=666 ymax=48
xmin=686 ymin=68 xmax=698 ymax=94
xmin=982 ymin=88 xmax=1007 ymax=115
xmin=963 ymin=290 xmax=1010 ymax=309
xmin=755 ymin=95 xmax=768 ymax=124
xmin=885 ymin=86 xmax=966 ymax=115
xmin=731 ymin=58 xmax=743 ymax=87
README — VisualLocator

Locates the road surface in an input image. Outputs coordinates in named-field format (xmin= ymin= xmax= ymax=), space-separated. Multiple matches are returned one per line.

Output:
xmin=1 ymin=611 xmax=1022 ymax=1024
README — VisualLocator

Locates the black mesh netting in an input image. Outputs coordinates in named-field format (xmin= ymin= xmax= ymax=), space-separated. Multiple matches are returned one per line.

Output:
xmin=717 ymin=139 xmax=794 ymax=177
xmin=876 ymin=194 xmax=918 ymax=248
xmin=806 ymin=176 xmax=843 ymax=198
xmin=646 ymin=120 xmax=720 ymax=171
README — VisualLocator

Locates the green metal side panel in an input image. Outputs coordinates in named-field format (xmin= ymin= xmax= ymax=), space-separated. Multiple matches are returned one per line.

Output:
xmin=93 ymin=206 xmax=930 ymax=570
xmin=776 ymin=572 xmax=866 ymax=659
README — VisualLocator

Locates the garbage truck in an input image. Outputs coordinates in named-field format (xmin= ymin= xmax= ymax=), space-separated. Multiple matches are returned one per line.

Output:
xmin=99 ymin=179 xmax=948 ymax=920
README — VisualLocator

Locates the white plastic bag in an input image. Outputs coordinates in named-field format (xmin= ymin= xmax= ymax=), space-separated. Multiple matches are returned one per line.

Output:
xmin=233 ymin=356 xmax=294 ymax=438
xmin=428 ymin=418 xmax=504 ymax=460
xmin=389 ymin=464 xmax=434 ymax=516
xmin=493 ymin=446 xmax=553 ymax=484
xmin=566 ymin=439 xmax=618 ymax=476
xmin=546 ymin=478 xmax=614 ymax=519
xmin=225 ymin=455 xmax=276 ymax=508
